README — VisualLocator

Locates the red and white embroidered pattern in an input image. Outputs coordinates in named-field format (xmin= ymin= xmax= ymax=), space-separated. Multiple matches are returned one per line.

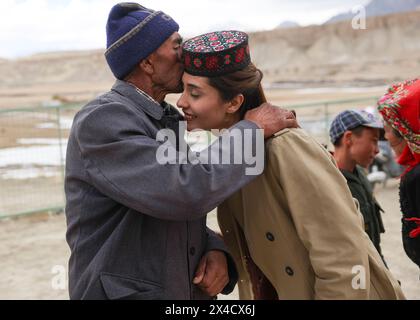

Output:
xmin=182 ymin=30 xmax=251 ymax=77
xmin=378 ymin=79 xmax=420 ymax=154
xmin=183 ymin=31 xmax=246 ymax=53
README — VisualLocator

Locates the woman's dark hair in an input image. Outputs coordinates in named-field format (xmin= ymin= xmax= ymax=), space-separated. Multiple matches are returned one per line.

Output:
xmin=207 ymin=63 xmax=266 ymax=119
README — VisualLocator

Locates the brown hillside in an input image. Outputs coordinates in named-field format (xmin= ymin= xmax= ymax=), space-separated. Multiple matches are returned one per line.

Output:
xmin=250 ymin=10 xmax=420 ymax=84
xmin=0 ymin=10 xmax=419 ymax=107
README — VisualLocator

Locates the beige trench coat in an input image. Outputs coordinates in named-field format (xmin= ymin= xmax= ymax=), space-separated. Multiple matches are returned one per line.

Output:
xmin=218 ymin=128 xmax=405 ymax=300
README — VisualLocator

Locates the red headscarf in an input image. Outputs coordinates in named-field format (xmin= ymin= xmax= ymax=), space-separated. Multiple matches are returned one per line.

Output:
xmin=377 ymin=79 xmax=420 ymax=176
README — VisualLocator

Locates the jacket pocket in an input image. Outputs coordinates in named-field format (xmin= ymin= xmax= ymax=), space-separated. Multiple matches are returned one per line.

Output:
xmin=100 ymin=272 xmax=163 ymax=300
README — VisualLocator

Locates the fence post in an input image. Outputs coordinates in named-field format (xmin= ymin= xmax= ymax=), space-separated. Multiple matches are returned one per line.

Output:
xmin=55 ymin=107 xmax=66 ymax=209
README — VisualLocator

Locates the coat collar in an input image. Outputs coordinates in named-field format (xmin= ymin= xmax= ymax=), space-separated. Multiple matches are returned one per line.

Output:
xmin=340 ymin=166 xmax=362 ymax=183
xmin=111 ymin=80 xmax=164 ymax=120
xmin=340 ymin=166 xmax=373 ymax=192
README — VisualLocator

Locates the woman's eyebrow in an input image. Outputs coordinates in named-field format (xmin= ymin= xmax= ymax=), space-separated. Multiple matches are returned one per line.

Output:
xmin=186 ymin=83 xmax=201 ymax=90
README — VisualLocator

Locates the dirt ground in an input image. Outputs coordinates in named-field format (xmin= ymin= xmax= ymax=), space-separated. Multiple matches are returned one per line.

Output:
xmin=0 ymin=179 xmax=418 ymax=300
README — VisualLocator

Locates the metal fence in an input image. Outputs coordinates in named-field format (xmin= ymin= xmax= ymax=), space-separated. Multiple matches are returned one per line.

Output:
xmin=287 ymin=96 xmax=380 ymax=145
xmin=0 ymin=104 xmax=81 ymax=219
xmin=0 ymin=96 xmax=379 ymax=219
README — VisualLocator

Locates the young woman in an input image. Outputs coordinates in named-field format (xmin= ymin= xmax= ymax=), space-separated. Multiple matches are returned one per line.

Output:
xmin=177 ymin=30 xmax=405 ymax=300
xmin=378 ymin=79 xmax=420 ymax=268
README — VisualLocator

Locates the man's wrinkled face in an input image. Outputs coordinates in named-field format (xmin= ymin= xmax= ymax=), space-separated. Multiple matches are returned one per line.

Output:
xmin=150 ymin=32 xmax=184 ymax=93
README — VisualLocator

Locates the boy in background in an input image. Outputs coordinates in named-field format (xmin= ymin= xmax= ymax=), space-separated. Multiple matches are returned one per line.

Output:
xmin=330 ymin=110 xmax=387 ymax=264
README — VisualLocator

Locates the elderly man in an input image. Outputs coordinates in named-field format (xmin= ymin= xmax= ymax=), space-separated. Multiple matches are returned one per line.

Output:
xmin=65 ymin=2 xmax=297 ymax=300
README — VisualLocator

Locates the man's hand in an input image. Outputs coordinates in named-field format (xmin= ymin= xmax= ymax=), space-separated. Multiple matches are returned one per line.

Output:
xmin=193 ymin=250 xmax=229 ymax=297
xmin=244 ymin=103 xmax=298 ymax=138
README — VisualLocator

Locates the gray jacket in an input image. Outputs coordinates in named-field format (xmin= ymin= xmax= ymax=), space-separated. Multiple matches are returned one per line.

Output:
xmin=65 ymin=80 xmax=261 ymax=300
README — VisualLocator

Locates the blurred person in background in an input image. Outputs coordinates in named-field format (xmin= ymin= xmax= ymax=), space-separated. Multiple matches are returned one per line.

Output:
xmin=378 ymin=79 xmax=420 ymax=269
xmin=330 ymin=110 xmax=387 ymax=264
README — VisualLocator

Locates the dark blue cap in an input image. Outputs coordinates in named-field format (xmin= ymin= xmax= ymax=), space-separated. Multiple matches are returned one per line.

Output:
xmin=105 ymin=2 xmax=179 ymax=79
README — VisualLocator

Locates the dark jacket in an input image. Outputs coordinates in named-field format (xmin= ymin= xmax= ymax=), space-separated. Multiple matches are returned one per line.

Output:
xmin=340 ymin=166 xmax=385 ymax=257
xmin=65 ymin=80 xmax=261 ymax=299
xmin=399 ymin=163 xmax=420 ymax=268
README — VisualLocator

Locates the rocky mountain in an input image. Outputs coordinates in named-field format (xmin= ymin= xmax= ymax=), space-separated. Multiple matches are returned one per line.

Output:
xmin=249 ymin=10 xmax=420 ymax=85
xmin=0 ymin=49 xmax=114 ymax=88
xmin=326 ymin=0 xmax=420 ymax=24
xmin=0 ymin=10 xmax=419 ymax=91
xmin=277 ymin=21 xmax=300 ymax=29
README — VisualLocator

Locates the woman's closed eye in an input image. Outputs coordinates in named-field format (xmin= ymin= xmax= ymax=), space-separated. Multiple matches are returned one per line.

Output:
xmin=189 ymin=90 xmax=201 ymax=99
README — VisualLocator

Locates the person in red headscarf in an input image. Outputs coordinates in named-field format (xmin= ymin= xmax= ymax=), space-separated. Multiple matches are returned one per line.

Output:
xmin=378 ymin=79 xmax=420 ymax=268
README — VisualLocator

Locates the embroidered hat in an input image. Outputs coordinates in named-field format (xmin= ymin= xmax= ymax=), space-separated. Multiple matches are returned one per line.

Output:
xmin=329 ymin=109 xmax=384 ymax=145
xmin=377 ymin=78 xmax=420 ymax=155
xmin=182 ymin=31 xmax=251 ymax=77
xmin=105 ymin=2 xmax=179 ymax=80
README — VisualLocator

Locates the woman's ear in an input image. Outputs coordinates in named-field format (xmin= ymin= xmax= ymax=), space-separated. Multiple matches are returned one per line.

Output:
xmin=226 ymin=94 xmax=244 ymax=114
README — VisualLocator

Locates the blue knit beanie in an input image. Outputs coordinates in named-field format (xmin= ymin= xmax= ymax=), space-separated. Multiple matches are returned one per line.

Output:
xmin=105 ymin=2 xmax=179 ymax=79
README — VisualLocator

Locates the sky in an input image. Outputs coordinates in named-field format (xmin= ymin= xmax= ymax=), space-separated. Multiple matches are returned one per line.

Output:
xmin=0 ymin=0 xmax=370 ymax=58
